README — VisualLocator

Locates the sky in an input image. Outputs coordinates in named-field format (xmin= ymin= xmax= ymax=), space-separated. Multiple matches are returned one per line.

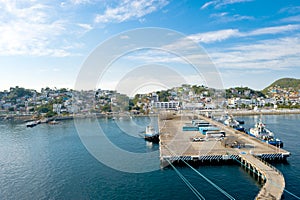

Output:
xmin=1 ymin=0 xmax=300 ymax=93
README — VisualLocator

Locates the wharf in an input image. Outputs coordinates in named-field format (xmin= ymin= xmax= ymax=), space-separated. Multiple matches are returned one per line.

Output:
xmin=159 ymin=113 xmax=289 ymax=200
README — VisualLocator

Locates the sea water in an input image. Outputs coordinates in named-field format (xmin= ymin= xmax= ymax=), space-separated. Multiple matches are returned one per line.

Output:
xmin=0 ymin=115 xmax=299 ymax=199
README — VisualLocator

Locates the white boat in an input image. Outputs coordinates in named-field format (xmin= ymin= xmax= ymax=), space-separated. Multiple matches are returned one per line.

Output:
xmin=48 ymin=120 xmax=59 ymax=125
xmin=145 ymin=125 xmax=159 ymax=143
xmin=222 ymin=114 xmax=245 ymax=132
xmin=248 ymin=120 xmax=283 ymax=147
xmin=224 ymin=115 xmax=239 ymax=127
xmin=26 ymin=121 xmax=38 ymax=128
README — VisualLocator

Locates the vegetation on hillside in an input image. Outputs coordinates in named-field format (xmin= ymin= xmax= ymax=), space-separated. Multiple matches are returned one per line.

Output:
xmin=263 ymin=78 xmax=300 ymax=94
xmin=226 ymin=87 xmax=265 ymax=99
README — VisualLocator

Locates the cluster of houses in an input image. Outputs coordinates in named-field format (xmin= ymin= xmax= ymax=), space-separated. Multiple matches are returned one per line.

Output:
xmin=0 ymin=87 xmax=131 ymax=116
xmin=1 ymin=84 xmax=299 ymax=116
xmin=0 ymin=87 xmax=73 ymax=115
xmin=266 ymin=86 xmax=300 ymax=106
xmin=128 ymin=85 xmax=215 ymax=113
xmin=225 ymin=86 xmax=300 ymax=109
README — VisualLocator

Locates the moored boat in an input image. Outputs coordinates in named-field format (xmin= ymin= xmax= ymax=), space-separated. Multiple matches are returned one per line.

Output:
xmin=247 ymin=120 xmax=283 ymax=148
xmin=26 ymin=121 xmax=38 ymax=128
xmin=48 ymin=120 xmax=59 ymax=125
xmin=221 ymin=114 xmax=245 ymax=132
xmin=145 ymin=125 xmax=159 ymax=143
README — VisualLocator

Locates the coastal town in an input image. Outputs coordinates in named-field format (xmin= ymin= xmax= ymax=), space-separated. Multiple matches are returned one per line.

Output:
xmin=1 ymin=80 xmax=300 ymax=121
xmin=2 ymin=1 xmax=300 ymax=199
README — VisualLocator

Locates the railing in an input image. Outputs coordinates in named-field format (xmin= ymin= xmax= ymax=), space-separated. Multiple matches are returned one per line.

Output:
xmin=253 ymin=155 xmax=283 ymax=176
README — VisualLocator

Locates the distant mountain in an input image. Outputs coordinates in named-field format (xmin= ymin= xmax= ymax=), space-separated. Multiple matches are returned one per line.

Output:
xmin=262 ymin=78 xmax=300 ymax=94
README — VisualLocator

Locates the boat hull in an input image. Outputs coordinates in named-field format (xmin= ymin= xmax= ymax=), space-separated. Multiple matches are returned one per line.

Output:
xmin=145 ymin=134 xmax=159 ymax=143
xmin=246 ymin=131 xmax=283 ymax=148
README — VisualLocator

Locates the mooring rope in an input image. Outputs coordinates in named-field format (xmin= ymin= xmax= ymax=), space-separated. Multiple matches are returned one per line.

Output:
xmin=166 ymin=159 xmax=205 ymax=200
xmin=165 ymin=146 xmax=235 ymax=200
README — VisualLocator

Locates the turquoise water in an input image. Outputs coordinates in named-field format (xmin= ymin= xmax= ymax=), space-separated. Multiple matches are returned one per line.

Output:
xmin=0 ymin=115 xmax=299 ymax=199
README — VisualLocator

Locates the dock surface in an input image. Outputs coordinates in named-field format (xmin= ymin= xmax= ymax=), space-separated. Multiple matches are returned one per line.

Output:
xmin=159 ymin=113 xmax=289 ymax=200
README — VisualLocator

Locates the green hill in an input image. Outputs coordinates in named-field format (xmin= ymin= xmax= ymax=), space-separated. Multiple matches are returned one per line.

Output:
xmin=226 ymin=87 xmax=265 ymax=98
xmin=263 ymin=78 xmax=300 ymax=94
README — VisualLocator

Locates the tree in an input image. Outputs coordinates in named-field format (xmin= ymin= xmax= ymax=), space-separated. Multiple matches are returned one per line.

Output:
xmin=101 ymin=104 xmax=111 ymax=112
xmin=8 ymin=86 xmax=33 ymax=99
xmin=45 ymin=111 xmax=56 ymax=118
xmin=59 ymin=88 xmax=68 ymax=93
xmin=157 ymin=90 xmax=169 ymax=102
xmin=37 ymin=104 xmax=52 ymax=113
xmin=192 ymin=85 xmax=208 ymax=94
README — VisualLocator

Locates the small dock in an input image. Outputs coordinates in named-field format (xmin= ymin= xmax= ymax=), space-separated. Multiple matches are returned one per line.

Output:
xmin=159 ymin=113 xmax=290 ymax=200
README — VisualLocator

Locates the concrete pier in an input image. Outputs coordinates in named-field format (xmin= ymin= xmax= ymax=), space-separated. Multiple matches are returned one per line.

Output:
xmin=159 ymin=112 xmax=289 ymax=200
xmin=239 ymin=154 xmax=285 ymax=200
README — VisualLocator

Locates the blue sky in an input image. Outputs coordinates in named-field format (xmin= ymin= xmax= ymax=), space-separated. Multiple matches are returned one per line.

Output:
xmin=1 ymin=0 xmax=300 ymax=92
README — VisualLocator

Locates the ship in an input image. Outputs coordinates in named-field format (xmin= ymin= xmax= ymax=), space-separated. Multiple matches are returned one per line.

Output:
xmin=145 ymin=125 xmax=159 ymax=143
xmin=26 ymin=120 xmax=39 ymax=128
xmin=221 ymin=114 xmax=245 ymax=132
xmin=48 ymin=120 xmax=59 ymax=125
xmin=247 ymin=120 xmax=283 ymax=148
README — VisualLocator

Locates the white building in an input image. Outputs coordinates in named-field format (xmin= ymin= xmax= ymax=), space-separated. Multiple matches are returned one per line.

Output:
xmin=53 ymin=104 xmax=62 ymax=114
xmin=152 ymin=101 xmax=179 ymax=110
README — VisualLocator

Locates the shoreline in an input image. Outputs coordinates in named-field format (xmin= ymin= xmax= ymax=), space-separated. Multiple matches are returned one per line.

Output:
xmin=0 ymin=113 xmax=158 ymax=123
xmin=1 ymin=109 xmax=300 ymax=123
xmin=212 ymin=109 xmax=300 ymax=116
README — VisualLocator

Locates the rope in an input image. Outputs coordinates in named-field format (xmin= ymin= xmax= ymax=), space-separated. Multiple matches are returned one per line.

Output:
xmin=182 ymin=160 xmax=235 ymax=200
xmin=166 ymin=159 xmax=205 ymax=200
xmin=283 ymin=189 xmax=300 ymax=199
xmin=165 ymin=146 xmax=235 ymax=200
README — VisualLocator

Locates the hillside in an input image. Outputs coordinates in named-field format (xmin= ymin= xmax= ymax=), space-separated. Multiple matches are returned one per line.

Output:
xmin=263 ymin=78 xmax=300 ymax=94
xmin=226 ymin=87 xmax=265 ymax=99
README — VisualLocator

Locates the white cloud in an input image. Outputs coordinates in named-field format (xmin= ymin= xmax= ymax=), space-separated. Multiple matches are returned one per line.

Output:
xmin=209 ymin=35 xmax=300 ymax=71
xmin=201 ymin=0 xmax=253 ymax=10
xmin=123 ymin=27 xmax=300 ymax=77
xmin=210 ymin=12 xmax=254 ymax=23
xmin=201 ymin=1 xmax=215 ymax=10
xmin=188 ymin=29 xmax=241 ymax=43
xmin=70 ymin=0 xmax=93 ymax=5
xmin=124 ymin=50 xmax=185 ymax=64
xmin=121 ymin=24 xmax=300 ymax=75
xmin=187 ymin=24 xmax=300 ymax=44
xmin=210 ymin=12 xmax=228 ymax=18
xmin=77 ymin=23 xmax=93 ymax=30
xmin=184 ymin=25 xmax=300 ymax=72
xmin=279 ymin=6 xmax=300 ymax=14
xmin=248 ymin=24 xmax=300 ymax=36
xmin=77 ymin=23 xmax=93 ymax=34
xmin=0 ymin=1 xmax=91 ymax=57
xmin=0 ymin=1 xmax=71 ymax=56
xmin=281 ymin=15 xmax=300 ymax=23
xmin=95 ymin=0 xmax=168 ymax=23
